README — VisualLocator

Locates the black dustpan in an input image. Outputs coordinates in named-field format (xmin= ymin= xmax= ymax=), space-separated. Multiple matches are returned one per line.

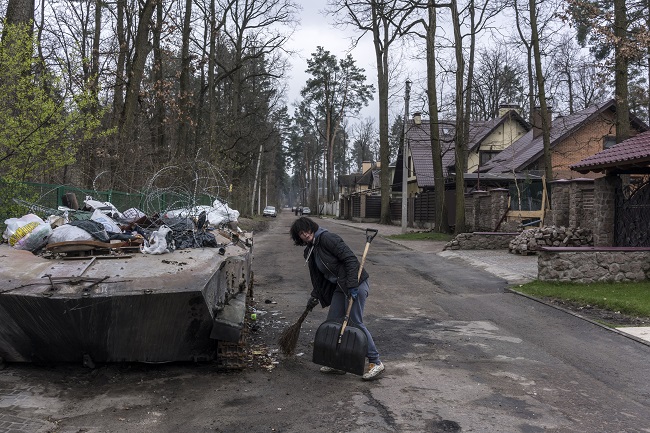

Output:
xmin=312 ymin=228 xmax=378 ymax=376
xmin=312 ymin=299 xmax=368 ymax=375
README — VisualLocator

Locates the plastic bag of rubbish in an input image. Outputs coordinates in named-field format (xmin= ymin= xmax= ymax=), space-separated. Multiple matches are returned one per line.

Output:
xmin=49 ymin=224 xmax=95 ymax=243
xmin=91 ymin=209 xmax=122 ymax=234
xmin=3 ymin=214 xmax=46 ymax=245
xmin=84 ymin=196 xmax=124 ymax=219
xmin=206 ymin=199 xmax=239 ymax=226
xmin=122 ymin=207 xmax=145 ymax=222
xmin=14 ymin=223 xmax=52 ymax=252
xmin=141 ymin=225 xmax=175 ymax=255
xmin=4 ymin=213 xmax=53 ymax=252
xmin=68 ymin=220 xmax=110 ymax=242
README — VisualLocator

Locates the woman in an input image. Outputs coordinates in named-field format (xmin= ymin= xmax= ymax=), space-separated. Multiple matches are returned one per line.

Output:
xmin=289 ymin=216 xmax=384 ymax=380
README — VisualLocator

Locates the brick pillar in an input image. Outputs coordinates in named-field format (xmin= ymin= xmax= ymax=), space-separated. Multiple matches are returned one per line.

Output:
xmin=472 ymin=190 xmax=489 ymax=231
xmin=569 ymin=179 xmax=594 ymax=229
xmin=360 ymin=194 xmax=367 ymax=219
xmin=548 ymin=179 xmax=570 ymax=227
xmin=490 ymin=188 xmax=509 ymax=231
xmin=464 ymin=192 xmax=474 ymax=232
xmin=593 ymin=175 xmax=618 ymax=247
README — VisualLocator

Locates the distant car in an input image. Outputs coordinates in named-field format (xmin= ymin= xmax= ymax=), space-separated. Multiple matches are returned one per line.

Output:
xmin=263 ymin=205 xmax=277 ymax=217
xmin=301 ymin=207 xmax=311 ymax=215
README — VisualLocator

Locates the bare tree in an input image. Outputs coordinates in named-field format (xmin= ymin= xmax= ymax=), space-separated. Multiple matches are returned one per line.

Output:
xmin=528 ymin=0 xmax=553 ymax=182
xmin=350 ymin=117 xmax=378 ymax=171
xmin=548 ymin=34 xmax=607 ymax=113
xmin=327 ymin=0 xmax=419 ymax=224
xmin=471 ymin=45 xmax=527 ymax=119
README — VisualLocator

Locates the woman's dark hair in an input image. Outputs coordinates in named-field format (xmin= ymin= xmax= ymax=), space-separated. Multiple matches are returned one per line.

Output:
xmin=290 ymin=217 xmax=319 ymax=246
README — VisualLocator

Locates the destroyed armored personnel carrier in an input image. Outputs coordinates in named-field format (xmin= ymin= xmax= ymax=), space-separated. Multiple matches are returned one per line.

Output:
xmin=0 ymin=229 xmax=253 ymax=367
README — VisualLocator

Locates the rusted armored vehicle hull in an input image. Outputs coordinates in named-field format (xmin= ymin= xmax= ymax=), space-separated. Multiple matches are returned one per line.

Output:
xmin=0 ymin=243 xmax=252 ymax=365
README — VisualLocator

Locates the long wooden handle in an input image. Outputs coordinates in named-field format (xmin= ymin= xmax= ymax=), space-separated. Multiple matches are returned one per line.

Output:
xmin=357 ymin=228 xmax=378 ymax=281
xmin=338 ymin=296 xmax=355 ymax=344
xmin=358 ymin=242 xmax=370 ymax=281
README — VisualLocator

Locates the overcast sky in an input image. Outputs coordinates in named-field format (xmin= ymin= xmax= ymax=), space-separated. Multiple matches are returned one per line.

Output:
xmin=283 ymin=1 xmax=385 ymax=124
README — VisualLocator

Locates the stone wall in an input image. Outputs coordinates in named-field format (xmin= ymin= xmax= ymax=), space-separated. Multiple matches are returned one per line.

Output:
xmin=465 ymin=189 xmax=510 ymax=232
xmin=509 ymin=226 xmax=593 ymax=254
xmin=546 ymin=178 xmax=595 ymax=232
xmin=538 ymin=248 xmax=650 ymax=283
xmin=444 ymin=232 xmax=518 ymax=250
xmin=546 ymin=176 xmax=619 ymax=247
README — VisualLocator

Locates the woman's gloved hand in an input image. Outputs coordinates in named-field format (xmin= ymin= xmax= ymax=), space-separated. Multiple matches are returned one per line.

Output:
xmin=306 ymin=296 xmax=319 ymax=310
xmin=348 ymin=288 xmax=358 ymax=300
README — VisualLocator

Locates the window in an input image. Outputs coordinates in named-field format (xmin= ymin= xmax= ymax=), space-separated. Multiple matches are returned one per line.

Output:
xmin=479 ymin=151 xmax=499 ymax=166
xmin=603 ymin=136 xmax=617 ymax=149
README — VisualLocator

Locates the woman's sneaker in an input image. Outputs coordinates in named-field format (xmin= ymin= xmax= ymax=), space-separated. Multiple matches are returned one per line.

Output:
xmin=320 ymin=366 xmax=346 ymax=375
xmin=362 ymin=362 xmax=385 ymax=380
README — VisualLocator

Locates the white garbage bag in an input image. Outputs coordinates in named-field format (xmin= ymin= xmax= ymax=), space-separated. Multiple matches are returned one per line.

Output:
xmin=140 ymin=225 xmax=175 ymax=255
xmin=207 ymin=199 xmax=239 ymax=226
xmin=91 ymin=209 xmax=122 ymax=233
xmin=48 ymin=225 xmax=94 ymax=243
xmin=84 ymin=196 xmax=124 ymax=219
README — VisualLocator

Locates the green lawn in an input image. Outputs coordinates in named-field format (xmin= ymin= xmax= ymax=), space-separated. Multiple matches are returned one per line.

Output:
xmin=515 ymin=280 xmax=650 ymax=318
xmin=387 ymin=231 xmax=453 ymax=242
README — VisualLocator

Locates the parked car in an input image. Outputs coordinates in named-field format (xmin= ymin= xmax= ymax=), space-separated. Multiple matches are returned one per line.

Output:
xmin=263 ymin=205 xmax=277 ymax=217
xmin=301 ymin=207 xmax=311 ymax=215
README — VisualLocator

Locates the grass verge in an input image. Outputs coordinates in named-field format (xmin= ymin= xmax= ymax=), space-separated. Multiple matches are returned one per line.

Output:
xmin=515 ymin=280 xmax=650 ymax=319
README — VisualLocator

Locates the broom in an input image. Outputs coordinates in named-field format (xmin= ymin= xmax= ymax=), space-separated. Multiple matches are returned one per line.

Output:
xmin=278 ymin=303 xmax=315 ymax=355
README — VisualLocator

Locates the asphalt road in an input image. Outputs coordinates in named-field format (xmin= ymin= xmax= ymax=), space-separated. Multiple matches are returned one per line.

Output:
xmin=1 ymin=211 xmax=650 ymax=433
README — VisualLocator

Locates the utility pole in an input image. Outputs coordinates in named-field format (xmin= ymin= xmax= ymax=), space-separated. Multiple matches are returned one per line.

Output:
xmin=401 ymin=80 xmax=411 ymax=234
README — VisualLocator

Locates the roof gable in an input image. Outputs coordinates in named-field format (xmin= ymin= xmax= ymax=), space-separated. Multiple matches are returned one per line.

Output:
xmin=468 ymin=110 xmax=531 ymax=152
xmin=404 ymin=120 xmax=455 ymax=188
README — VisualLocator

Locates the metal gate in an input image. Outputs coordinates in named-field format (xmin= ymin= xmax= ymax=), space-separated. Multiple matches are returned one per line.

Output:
xmin=615 ymin=175 xmax=650 ymax=247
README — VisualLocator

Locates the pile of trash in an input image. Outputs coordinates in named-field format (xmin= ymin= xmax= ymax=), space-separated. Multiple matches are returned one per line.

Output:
xmin=2 ymin=195 xmax=242 ymax=256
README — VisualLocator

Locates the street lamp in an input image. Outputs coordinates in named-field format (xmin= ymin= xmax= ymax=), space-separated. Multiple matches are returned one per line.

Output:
xmin=401 ymin=80 xmax=412 ymax=234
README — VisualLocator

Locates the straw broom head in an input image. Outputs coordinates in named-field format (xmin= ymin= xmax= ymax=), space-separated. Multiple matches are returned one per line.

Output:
xmin=278 ymin=307 xmax=311 ymax=355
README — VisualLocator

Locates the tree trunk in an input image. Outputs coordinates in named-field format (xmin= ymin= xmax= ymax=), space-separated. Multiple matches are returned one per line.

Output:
xmin=513 ymin=0 xmax=534 ymax=124
xmin=208 ymin=0 xmax=218 ymax=158
xmin=370 ymin=0 xmax=392 ymax=224
xmin=112 ymin=0 xmax=126 ymax=128
xmin=177 ymin=0 xmax=193 ymax=158
xmin=251 ymin=143 xmax=263 ymax=215
xmin=614 ymin=0 xmax=630 ymax=143
xmin=529 ymin=0 xmax=553 ymax=183
xmin=451 ymin=0 xmax=466 ymax=233
xmin=426 ymin=2 xmax=449 ymax=233
xmin=3 ymin=0 xmax=34 ymax=28
xmin=152 ymin=0 xmax=166 ymax=162
xmin=121 ymin=0 xmax=156 ymax=141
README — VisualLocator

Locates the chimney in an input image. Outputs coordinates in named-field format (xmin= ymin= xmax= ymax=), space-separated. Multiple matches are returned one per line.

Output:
xmin=532 ymin=105 xmax=552 ymax=139
xmin=362 ymin=161 xmax=372 ymax=174
xmin=498 ymin=103 xmax=521 ymax=117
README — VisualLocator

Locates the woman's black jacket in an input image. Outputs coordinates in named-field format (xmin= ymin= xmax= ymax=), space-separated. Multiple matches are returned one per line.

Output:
xmin=303 ymin=229 xmax=368 ymax=307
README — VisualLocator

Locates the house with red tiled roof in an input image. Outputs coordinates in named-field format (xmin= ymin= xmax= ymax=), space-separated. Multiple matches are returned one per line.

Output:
xmin=480 ymin=99 xmax=648 ymax=180
xmin=570 ymin=128 xmax=650 ymax=174
xmin=567 ymin=129 xmax=650 ymax=247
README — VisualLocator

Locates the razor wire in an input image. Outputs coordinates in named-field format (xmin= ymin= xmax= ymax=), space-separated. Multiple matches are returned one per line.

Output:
xmin=138 ymin=161 xmax=241 ymax=235
xmin=10 ymin=161 xmax=235 ymax=227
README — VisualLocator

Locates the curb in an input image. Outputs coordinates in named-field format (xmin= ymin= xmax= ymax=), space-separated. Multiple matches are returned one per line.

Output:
xmin=505 ymin=287 xmax=650 ymax=348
